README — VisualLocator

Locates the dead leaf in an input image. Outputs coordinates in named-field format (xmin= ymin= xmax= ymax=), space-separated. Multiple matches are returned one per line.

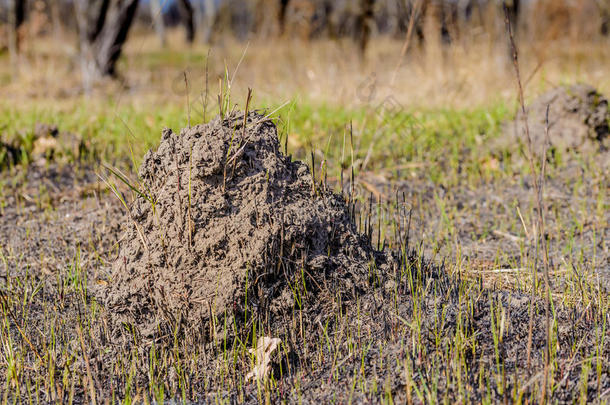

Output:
xmin=246 ymin=336 xmax=281 ymax=383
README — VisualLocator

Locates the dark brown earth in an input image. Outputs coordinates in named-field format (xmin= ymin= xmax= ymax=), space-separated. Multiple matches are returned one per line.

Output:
xmin=102 ymin=111 xmax=394 ymax=342
xmin=503 ymin=84 xmax=610 ymax=153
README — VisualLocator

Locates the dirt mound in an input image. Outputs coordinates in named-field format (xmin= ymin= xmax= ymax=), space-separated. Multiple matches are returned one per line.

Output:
xmin=102 ymin=111 xmax=391 ymax=340
xmin=504 ymin=84 xmax=609 ymax=153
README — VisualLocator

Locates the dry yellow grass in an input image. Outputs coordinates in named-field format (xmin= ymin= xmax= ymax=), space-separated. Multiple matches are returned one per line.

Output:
xmin=2 ymin=25 xmax=610 ymax=114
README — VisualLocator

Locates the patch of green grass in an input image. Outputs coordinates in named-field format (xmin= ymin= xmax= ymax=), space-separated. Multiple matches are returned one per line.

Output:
xmin=267 ymin=98 xmax=511 ymax=185
xmin=0 ymin=99 xmax=186 ymax=166
xmin=2 ymin=96 xmax=511 ymax=180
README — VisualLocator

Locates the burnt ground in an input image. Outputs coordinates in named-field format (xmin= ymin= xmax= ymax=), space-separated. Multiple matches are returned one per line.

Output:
xmin=0 ymin=113 xmax=608 ymax=403
xmin=355 ymin=149 xmax=610 ymax=290
xmin=0 ymin=163 xmax=123 ymax=291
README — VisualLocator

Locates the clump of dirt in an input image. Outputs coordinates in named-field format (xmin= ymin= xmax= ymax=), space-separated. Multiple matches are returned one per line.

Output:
xmin=103 ymin=111 xmax=393 ymax=340
xmin=0 ymin=122 xmax=89 ymax=170
xmin=504 ymin=84 xmax=609 ymax=153
xmin=31 ymin=122 xmax=89 ymax=162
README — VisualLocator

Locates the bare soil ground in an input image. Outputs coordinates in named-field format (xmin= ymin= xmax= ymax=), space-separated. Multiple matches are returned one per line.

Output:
xmin=359 ymin=151 xmax=610 ymax=290
xmin=0 ymin=103 xmax=607 ymax=402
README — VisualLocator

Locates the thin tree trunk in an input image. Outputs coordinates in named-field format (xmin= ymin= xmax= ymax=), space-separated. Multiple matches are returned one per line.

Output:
xmin=323 ymin=0 xmax=335 ymax=39
xmin=93 ymin=0 xmax=139 ymax=76
xmin=15 ymin=0 xmax=26 ymax=39
xmin=358 ymin=0 xmax=375 ymax=59
xmin=85 ymin=0 xmax=111 ymax=42
xmin=195 ymin=0 xmax=216 ymax=44
xmin=278 ymin=0 xmax=290 ymax=35
xmin=177 ymin=0 xmax=195 ymax=43
xmin=8 ymin=0 xmax=17 ymax=63
xmin=8 ymin=0 xmax=26 ymax=58
xmin=75 ymin=0 xmax=139 ymax=82
xmin=50 ymin=0 xmax=62 ymax=40
xmin=602 ymin=0 xmax=610 ymax=35
xmin=150 ymin=0 xmax=167 ymax=46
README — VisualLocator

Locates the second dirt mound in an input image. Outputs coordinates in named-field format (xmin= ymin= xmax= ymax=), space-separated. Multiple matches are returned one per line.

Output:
xmin=504 ymin=84 xmax=609 ymax=153
xmin=103 ymin=112 xmax=390 ymax=339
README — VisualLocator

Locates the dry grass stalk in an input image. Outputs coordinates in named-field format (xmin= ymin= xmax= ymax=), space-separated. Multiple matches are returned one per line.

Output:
xmin=503 ymin=3 xmax=553 ymax=401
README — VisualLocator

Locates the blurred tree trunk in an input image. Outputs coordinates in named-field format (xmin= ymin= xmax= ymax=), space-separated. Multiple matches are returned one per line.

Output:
xmin=599 ymin=0 xmax=610 ymax=35
xmin=358 ymin=0 xmax=375 ymax=58
xmin=15 ymin=0 xmax=26 ymax=48
xmin=278 ymin=0 xmax=290 ymax=35
xmin=199 ymin=0 xmax=217 ymax=43
xmin=49 ymin=0 xmax=62 ymax=39
xmin=150 ymin=0 xmax=167 ymax=46
xmin=8 ymin=0 xmax=26 ymax=59
xmin=322 ymin=0 xmax=336 ymax=39
xmin=81 ymin=0 xmax=111 ymax=44
xmin=75 ymin=0 xmax=139 ymax=81
xmin=177 ymin=0 xmax=195 ymax=43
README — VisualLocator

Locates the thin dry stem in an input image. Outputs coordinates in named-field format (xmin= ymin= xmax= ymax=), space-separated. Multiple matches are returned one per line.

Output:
xmin=391 ymin=0 xmax=423 ymax=85
xmin=184 ymin=71 xmax=191 ymax=128
xmin=0 ymin=291 xmax=43 ymax=364
xmin=503 ymin=2 xmax=552 ymax=400
xmin=76 ymin=318 xmax=97 ymax=405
